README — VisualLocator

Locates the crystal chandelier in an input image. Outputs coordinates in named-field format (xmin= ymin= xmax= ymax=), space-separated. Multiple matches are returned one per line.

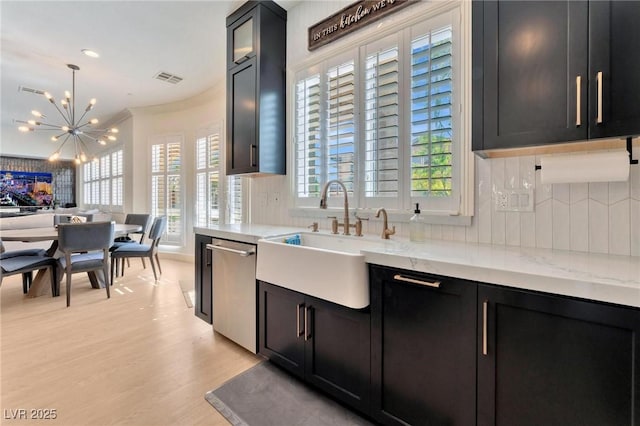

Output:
xmin=17 ymin=63 xmax=118 ymax=164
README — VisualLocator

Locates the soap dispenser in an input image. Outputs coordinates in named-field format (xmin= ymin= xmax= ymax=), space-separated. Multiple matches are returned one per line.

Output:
xmin=409 ymin=203 xmax=426 ymax=242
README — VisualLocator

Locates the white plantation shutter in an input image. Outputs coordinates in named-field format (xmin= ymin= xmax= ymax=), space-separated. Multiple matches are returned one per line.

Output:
xmin=151 ymin=136 xmax=182 ymax=245
xmin=410 ymin=12 xmax=460 ymax=213
xmin=195 ymin=126 xmax=243 ymax=225
xmin=81 ymin=148 xmax=123 ymax=210
xmin=295 ymin=73 xmax=322 ymax=201
xmin=364 ymin=36 xmax=400 ymax=208
xmin=326 ymin=60 xmax=356 ymax=195
xmin=227 ymin=176 xmax=243 ymax=224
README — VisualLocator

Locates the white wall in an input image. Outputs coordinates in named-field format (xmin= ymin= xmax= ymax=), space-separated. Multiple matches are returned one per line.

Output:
xmin=125 ymin=82 xmax=226 ymax=258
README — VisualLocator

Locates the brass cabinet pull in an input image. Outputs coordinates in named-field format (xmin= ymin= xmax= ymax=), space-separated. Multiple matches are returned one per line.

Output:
xmin=393 ymin=274 xmax=441 ymax=288
xmin=576 ymin=75 xmax=582 ymax=127
xmin=296 ymin=303 xmax=304 ymax=337
xmin=482 ymin=300 xmax=488 ymax=356
xmin=596 ymin=71 xmax=603 ymax=124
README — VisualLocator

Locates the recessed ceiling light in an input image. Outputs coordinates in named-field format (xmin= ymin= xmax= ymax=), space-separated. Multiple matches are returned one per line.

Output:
xmin=81 ymin=49 xmax=100 ymax=58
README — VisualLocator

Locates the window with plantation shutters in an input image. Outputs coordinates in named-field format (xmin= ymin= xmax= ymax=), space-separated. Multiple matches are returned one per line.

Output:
xmin=151 ymin=136 xmax=182 ymax=245
xmin=81 ymin=148 xmax=124 ymax=210
xmin=293 ymin=5 xmax=468 ymax=216
xmin=195 ymin=125 xmax=244 ymax=226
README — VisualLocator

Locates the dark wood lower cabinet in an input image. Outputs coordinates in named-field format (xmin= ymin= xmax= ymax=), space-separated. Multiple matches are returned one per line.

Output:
xmin=478 ymin=284 xmax=640 ymax=426
xmin=258 ymin=281 xmax=371 ymax=415
xmin=370 ymin=265 xmax=477 ymax=426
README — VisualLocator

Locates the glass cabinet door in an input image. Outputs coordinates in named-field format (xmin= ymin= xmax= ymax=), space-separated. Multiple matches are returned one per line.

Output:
xmin=233 ymin=18 xmax=253 ymax=63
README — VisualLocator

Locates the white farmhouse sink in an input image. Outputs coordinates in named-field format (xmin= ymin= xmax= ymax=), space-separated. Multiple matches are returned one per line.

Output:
xmin=256 ymin=232 xmax=384 ymax=309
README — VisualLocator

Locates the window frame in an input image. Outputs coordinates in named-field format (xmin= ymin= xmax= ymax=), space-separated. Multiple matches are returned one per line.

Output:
xmin=289 ymin=1 xmax=473 ymax=224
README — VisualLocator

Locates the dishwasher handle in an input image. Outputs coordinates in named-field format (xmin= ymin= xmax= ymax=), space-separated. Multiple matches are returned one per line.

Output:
xmin=206 ymin=243 xmax=255 ymax=257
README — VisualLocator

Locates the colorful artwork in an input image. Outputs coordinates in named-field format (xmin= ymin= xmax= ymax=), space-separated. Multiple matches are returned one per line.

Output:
xmin=0 ymin=171 xmax=54 ymax=207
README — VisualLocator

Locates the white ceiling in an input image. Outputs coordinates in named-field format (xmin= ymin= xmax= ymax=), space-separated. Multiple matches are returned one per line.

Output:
xmin=0 ymin=0 xmax=298 ymax=159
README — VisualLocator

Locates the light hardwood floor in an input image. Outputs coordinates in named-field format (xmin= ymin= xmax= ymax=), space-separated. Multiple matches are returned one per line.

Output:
xmin=1 ymin=258 xmax=260 ymax=425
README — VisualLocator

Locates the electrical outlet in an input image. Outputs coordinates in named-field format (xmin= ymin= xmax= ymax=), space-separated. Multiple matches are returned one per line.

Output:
xmin=495 ymin=191 xmax=509 ymax=211
xmin=494 ymin=189 xmax=534 ymax=212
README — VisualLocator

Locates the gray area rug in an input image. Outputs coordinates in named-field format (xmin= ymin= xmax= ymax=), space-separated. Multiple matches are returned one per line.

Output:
xmin=205 ymin=362 xmax=374 ymax=426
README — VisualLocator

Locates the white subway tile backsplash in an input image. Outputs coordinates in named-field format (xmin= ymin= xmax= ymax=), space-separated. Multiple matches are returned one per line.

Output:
xmin=505 ymin=212 xmax=520 ymax=246
xmin=520 ymin=212 xmax=536 ymax=248
xmin=589 ymin=182 xmax=609 ymax=204
xmin=552 ymin=200 xmax=571 ymax=250
xmin=492 ymin=210 xmax=506 ymax=245
xmin=553 ymin=183 xmax=571 ymax=204
xmin=589 ymin=199 xmax=609 ymax=254
xmin=570 ymin=183 xmax=589 ymax=204
xmin=519 ymin=156 xmax=536 ymax=189
xmin=505 ymin=157 xmax=520 ymax=189
xmin=609 ymin=200 xmax=630 ymax=256
xmin=570 ymin=199 xmax=589 ymax=252
xmin=536 ymin=199 xmax=553 ymax=249
xmin=254 ymin=153 xmax=638 ymax=256
xmin=631 ymin=200 xmax=640 ymax=256
xmin=609 ymin=180 xmax=629 ymax=205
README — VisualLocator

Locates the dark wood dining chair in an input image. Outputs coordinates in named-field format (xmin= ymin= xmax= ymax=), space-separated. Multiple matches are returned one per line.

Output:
xmin=56 ymin=221 xmax=115 ymax=307
xmin=0 ymin=239 xmax=57 ymax=295
xmin=110 ymin=216 xmax=166 ymax=283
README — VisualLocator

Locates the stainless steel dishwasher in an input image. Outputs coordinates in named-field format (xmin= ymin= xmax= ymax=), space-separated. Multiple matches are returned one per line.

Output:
xmin=206 ymin=239 xmax=257 ymax=353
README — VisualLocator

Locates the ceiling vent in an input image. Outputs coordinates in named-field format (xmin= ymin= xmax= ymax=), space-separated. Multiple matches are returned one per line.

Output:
xmin=154 ymin=71 xmax=183 ymax=84
xmin=19 ymin=86 xmax=45 ymax=95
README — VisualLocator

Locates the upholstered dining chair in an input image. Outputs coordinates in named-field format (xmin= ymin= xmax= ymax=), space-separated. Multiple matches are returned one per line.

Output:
xmin=56 ymin=221 xmax=114 ymax=307
xmin=0 ymin=239 xmax=57 ymax=294
xmin=110 ymin=213 xmax=152 ymax=275
xmin=110 ymin=216 xmax=166 ymax=283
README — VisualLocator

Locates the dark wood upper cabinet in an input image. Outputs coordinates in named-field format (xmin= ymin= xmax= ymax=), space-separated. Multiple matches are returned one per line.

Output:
xmin=226 ymin=1 xmax=286 ymax=175
xmin=473 ymin=0 xmax=640 ymax=152
xmin=588 ymin=1 xmax=640 ymax=139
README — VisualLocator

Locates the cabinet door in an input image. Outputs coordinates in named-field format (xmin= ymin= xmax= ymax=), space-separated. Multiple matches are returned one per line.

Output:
xmin=370 ymin=265 xmax=477 ymax=425
xmin=227 ymin=11 xmax=256 ymax=67
xmin=478 ymin=284 xmax=640 ymax=426
xmin=304 ymin=295 xmax=371 ymax=415
xmin=194 ymin=234 xmax=212 ymax=323
xmin=473 ymin=1 xmax=588 ymax=151
xmin=227 ymin=57 xmax=257 ymax=175
xmin=258 ymin=281 xmax=305 ymax=378
xmin=588 ymin=1 xmax=640 ymax=139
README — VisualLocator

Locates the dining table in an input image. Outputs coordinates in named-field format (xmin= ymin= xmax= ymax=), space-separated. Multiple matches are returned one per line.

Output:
xmin=1 ymin=223 xmax=143 ymax=297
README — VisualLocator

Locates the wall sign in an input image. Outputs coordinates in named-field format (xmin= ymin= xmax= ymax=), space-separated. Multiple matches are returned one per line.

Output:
xmin=308 ymin=0 xmax=415 ymax=51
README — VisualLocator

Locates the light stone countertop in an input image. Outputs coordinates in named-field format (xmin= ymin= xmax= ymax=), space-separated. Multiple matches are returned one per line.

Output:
xmin=194 ymin=224 xmax=640 ymax=309
xmin=194 ymin=224 xmax=306 ymax=245
xmin=362 ymin=239 xmax=640 ymax=309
